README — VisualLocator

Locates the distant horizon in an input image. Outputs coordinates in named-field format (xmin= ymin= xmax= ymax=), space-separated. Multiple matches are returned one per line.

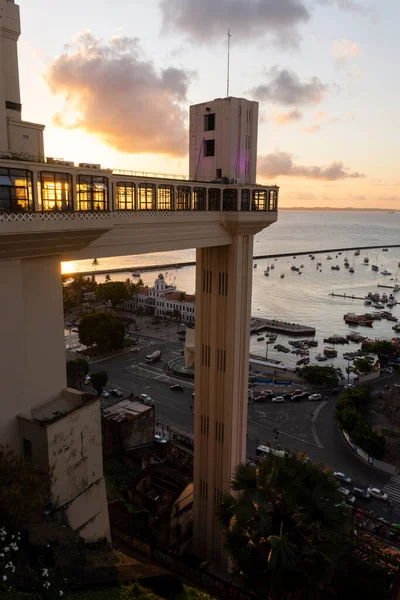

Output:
xmin=280 ymin=207 xmax=399 ymax=212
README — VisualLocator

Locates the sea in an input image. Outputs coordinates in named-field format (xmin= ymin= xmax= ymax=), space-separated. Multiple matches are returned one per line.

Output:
xmin=63 ymin=210 xmax=400 ymax=373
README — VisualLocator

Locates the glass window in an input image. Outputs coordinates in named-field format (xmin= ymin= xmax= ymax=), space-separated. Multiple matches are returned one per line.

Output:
xmin=77 ymin=175 xmax=108 ymax=211
xmin=176 ymin=186 xmax=191 ymax=210
xmin=204 ymin=140 xmax=215 ymax=157
xmin=208 ymin=188 xmax=220 ymax=211
xmin=0 ymin=167 xmax=33 ymax=211
xmin=252 ymin=189 xmax=267 ymax=211
xmin=116 ymin=182 xmax=135 ymax=210
xmin=193 ymin=187 xmax=206 ymax=210
xmin=204 ymin=113 xmax=216 ymax=131
xmin=269 ymin=189 xmax=278 ymax=211
xmin=241 ymin=189 xmax=250 ymax=211
xmin=222 ymin=189 xmax=237 ymax=211
xmin=39 ymin=171 xmax=73 ymax=211
xmin=157 ymin=185 xmax=174 ymax=210
xmin=138 ymin=183 xmax=156 ymax=210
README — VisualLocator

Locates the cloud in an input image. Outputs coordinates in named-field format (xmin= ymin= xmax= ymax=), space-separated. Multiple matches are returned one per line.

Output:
xmin=258 ymin=151 xmax=365 ymax=180
xmin=273 ymin=110 xmax=303 ymax=126
xmin=46 ymin=32 xmax=193 ymax=156
xmin=332 ymin=39 xmax=361 ymax=71
xmin=302 ymin=125 xmax=321 ymax=133
xmin=159 ymin=0 xmax=310 ymax=46
xmin=318 ymin=0 xmax=369 ymax=14
xmin=251 ymin=67 xmax=328 ymax=105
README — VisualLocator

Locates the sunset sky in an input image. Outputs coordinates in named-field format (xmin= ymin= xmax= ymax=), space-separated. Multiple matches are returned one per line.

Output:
xmin=18 ymin=0 xmax=399 ymax=208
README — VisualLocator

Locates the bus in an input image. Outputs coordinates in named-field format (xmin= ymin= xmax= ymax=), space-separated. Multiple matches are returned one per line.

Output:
xmin=256 ymin=445 xmax=286 ymax=459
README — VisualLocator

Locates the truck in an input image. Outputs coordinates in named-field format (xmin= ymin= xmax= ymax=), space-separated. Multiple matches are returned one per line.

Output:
xmin=145 ymin=350 xmax=162 ymax=364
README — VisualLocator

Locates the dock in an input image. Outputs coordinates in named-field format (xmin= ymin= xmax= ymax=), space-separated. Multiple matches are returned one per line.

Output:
xmin=250 ymin=317 xmax=315 ymax=337
xmin=329 ymin=292 xmax=398 ymax=305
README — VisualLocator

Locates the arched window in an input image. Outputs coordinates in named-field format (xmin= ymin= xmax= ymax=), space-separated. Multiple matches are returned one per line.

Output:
xmin=138 ymin=183 xmax=156 ymax=210
xmin=193 ymin=187 xmax=206 ymax=210
xmin=116 ymin=182 xmax=135 ymax=210
xmin=241 ymin=189 xmax=250 ymax=211
xmin=77 ymin=175 xmax=108 ymax=211
xmin=157 ymin=185 xmax=174 ymax=210
xmin=252 ymin=189 xmax=267 ymax=211
xmin=0 ymin=168 xmax=33 ymax=211
xmin=208 ymin=188 xmax=221 ymax=211
xmin=222 ymin=189 xmax=237 ymax=211
xmin=176 ymin=186 xmax=191 ymax=210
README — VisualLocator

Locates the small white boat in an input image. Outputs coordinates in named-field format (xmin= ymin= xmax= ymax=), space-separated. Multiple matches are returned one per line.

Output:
xmin=381 ymin=269 xmax=392 ymax=276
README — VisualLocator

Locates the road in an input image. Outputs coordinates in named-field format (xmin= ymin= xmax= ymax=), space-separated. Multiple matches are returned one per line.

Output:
xmin=83 ymin=337 xmax=400 ymax=523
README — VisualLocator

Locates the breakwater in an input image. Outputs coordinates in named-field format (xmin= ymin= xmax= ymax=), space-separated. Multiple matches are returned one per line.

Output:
xmin=250 ymin=317 xmax=315 ymax=337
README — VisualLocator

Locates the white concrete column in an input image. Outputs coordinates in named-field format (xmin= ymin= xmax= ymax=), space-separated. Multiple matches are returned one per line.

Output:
xmin=193 ymin=233 xmax=254 ymax=564
xmin=0 ymin=255 xmax=67 ymax=452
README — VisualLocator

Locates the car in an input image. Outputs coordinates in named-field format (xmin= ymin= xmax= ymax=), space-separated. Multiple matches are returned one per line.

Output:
xmin=292 ymin=392 xmax=309 ymax=401
xmin=367 ymin=487 xmax=388 ymax=501
xmin=283 ymin=393 xmax=293 ymax=400
xmin=101 ymin=390 xmax=110 ymax=398
xmin=130 ymin=347 xmax=140 ymax=352
xmin=84 ymin=375 xmax=91 ymax=384
xmin=291 ymin=389 xmax=303 ymax=397
xmin=170 ymin=384 xmax=184 ymax=391
xmin=381 ymin=367 xmax=393 ymax=374
xmin=309 ymin=393 xmax=322 ymax=401
xmin=352 ymin=487 xmax=371 ymax=500
xmin=253 ymin=395 xmax=267 ymax=402
xmin=109 ymin=389 xmax=123 ymax=398
xmin=140 ymin=393 xmax=154 ymax=406
xmin=261 ymin=389 xmax=275 ymax=397
xmin=334 ymin=472 xmax=352 ymax=485
xmin=272 ymin=396 xmax=285 ymax=403
xmin=344 ymin=384 xmax=355 ymax=389
xmin=338 ymin=487 xmax=356 ymax=504
xmin=154 ymin=434 xmax=167 ymax=444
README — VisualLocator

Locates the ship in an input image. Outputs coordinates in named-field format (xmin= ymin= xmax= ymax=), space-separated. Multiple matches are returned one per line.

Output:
xmin=344 ymin=313 xmax=373 ymax=327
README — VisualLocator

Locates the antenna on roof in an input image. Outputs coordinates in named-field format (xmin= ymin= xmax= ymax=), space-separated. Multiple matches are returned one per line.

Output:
xmin=227 ymin=29 xmax=231 ymax=97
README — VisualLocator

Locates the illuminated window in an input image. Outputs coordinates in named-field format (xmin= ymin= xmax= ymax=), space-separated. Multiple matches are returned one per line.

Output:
xmin=204 ymin=113 xmax=215 ymax=131
xmin=241 ymin=189 xmax=250 ymax=211
xmin=39 ymin=172 xmax=73 ymax=211
xmin=269 ymin=189 xmax=278 ymax=211
xmin=138 ymin=183 xmax=156 ymax=210
xmin=0 ymin=168 xmax=33 ymax=211
xmin=193 ymin=187 xmax=206 ymax=210
xmin=208 ymin=188 xmax=220 ymax=211
xmin=222 ymin=189 xmax=237 ymax=211
xmin=157 ymin=185 xmax=174 ymax=210
xmin=204 ymin=140 xmax=215 ymax=157
xmin=252 ymin=189 xmax=267 ymax=211
xmin=176 ymin=186 xmax=191 ymax=210
xmin=116 ymin=182 xmax=135 ymax=210
xmin=77 ymin=175 xmax=108 ymax=211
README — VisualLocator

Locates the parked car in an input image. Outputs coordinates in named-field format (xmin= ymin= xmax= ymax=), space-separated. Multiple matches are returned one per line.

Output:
xmin=254 ymin=395 xmax=267 ymax=402
xmin=109 ymin=389 xmax=123 ymax=398
xmin=101 ymin=390 xmax=109 ymax=398
xmin=291 ymin=389 xmax=303 ymax=397
xmin=334 ymin=471 xmax=352 ymax=485
xmin=283 ymin=393 xmax=293 ymax=400
xmin=261 ymin=390 xmax=275 ymax=397
xmin=367 ymin=487 xmax=388 ymax=501
xmin=292 ymin=392 xmax=309 ymax=401
xmin=170 ymin=384 xmax=184 ymax=391
xmin=309 ymin=393 xmax=322 ymax=401
xmin=352 ymin=487 xmax=371 ymax=500
xmin=344 ymin=384 xmax=355 ymax=389
xmin=154 ymin=434 xmax=167 ymax=444
xmin=130 ymin=347 xmax=140 ymax=352
xmin=272 ymin=396 xmax=285 ymax=403
xmin=338 ymin=487 xmax=356 ymax=504
xmin=140 ymin=393 xmax=154 ymax=406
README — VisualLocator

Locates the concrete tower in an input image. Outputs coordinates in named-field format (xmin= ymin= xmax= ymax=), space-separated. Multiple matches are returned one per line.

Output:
xmin=0 ymin=0 xmax=44 ymax=156
xmin=189 ymin=97 xmax=258 ymax=184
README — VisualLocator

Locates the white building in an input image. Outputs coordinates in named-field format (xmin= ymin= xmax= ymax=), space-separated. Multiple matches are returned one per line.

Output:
xmin=124 ymin=274 xmax=195 ymax=324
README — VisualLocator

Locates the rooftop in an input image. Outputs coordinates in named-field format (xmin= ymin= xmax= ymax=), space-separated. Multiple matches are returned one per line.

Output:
xmin=102 ymin=399 xmax=152 ymax=423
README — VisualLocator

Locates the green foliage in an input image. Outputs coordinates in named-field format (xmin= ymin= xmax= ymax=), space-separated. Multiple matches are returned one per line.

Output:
xmin=298 ymin=364 xmax=343 ymax=387
xmin=90 ymin=371 xmax=108 ymax=395
xmin=72 ymin=358 xmax=89 ymax=375
xmin=78 ymin=312 xmax=125 ymax=353
xmin=354 ymin=357 xmax=374 ymax=374
xmin=97 ymin=281 xmax=130 ymax=309
xmin=63 ymin=274 xmax=98 ymax=311
xmin=361 ymin=339 xmax=398 ymax=358
xmin=217 ymin=452 xmax=349 ymax=598
xmin=0 ymin=446 xmax=50 ymax=528
xmin=336 ymin=387 xmax=387 ymax=459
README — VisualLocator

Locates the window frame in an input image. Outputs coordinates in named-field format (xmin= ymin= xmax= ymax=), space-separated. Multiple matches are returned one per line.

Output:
xmin=138 ymin=183 xmax=156 ymax=211
xmin=39 ymin=171 xmax=73 ymax=211
xmin=0 ymin=167 xmax=33 ymax=212
xmin=204 ymin=139 xmax=215 ymax=157
xmin=204 ymin=113 xmax=216 ymax=132
xmin=222 ymin=188 xmax=238 ymax=211
xmin=252 ymin=189 xmax=267 ymax=211
xmin=116 ymin=181 xmax=135 ymax=211
xmin=77 ymin=175 xmax=108 ymax=211
xmin=269 ymin=189 xmax=278 ymax=211
xmin=193 ymin=187 xmax=206 ymax=211
xmin=208 ymin=188 xmax=221 ymax=211
xmin=157 ymin=184 xmax=174 ymax=210
xmin=176 ymin=186 xmax=191 ymax=211
xmin=241 ymin=189 xmax=250 ymax=211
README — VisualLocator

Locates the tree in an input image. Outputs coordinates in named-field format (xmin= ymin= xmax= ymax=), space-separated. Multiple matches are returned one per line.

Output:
xmin=361 ymin=339 xmax=398 ymax=358
xmin=217 ymin=452 xmax=349 ymax=598
xmin=97 ymin=281 xmax=130 ymax=309
xmin=90 ymin=371 xmax=108 ymax=395
xmin=78 ymin=312 xmax=125 ymax=353
xmin=298 ymin=364 xmax=343 ymax=387
xmin=91 ymin=258 xmax=100 ymax=270
xmin=66 ymin=358 xmax=89 ymax=388
xmin=354 ymin=357 xmax=374 ymax=374
xmin=105 ymin=274 xmax=111 ymax=282
xmin=63 ymin=273 xmax=98 ymax=312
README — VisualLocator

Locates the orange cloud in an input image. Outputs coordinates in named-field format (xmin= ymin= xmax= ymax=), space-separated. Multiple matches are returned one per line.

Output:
xmin=258 ymin=151 xmax=365 ymax=180
xmin=273 ymin=109 xmax=303 ymax=126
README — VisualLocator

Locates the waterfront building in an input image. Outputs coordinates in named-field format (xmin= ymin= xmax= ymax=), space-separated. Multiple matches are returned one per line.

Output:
xmin=0 ymin=0 xmax=278 ymax=563
xmin=123 ymin=273 xmax=195 ymax=324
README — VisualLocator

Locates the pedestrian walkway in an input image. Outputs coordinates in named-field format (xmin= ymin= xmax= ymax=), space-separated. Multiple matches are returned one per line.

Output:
xmin=382 ymin=475 xmax=400 ymax=506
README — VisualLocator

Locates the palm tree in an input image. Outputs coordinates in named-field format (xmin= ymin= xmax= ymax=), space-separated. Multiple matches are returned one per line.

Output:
xmin=91 ymin=258 xmax=99 ymax=271
xmin=216 ymin=452 xmax=349 ymax=599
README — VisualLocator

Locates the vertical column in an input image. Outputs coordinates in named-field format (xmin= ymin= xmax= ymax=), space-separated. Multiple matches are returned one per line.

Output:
xmin=193 ymin=233 xmax=254 ymax=564
xmin=0 ymin=255 xmax=67 ymax=452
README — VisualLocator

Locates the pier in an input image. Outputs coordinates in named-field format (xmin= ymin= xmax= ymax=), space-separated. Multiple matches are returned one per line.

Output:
xmin=329 ymin=292 xmax=399 ymax=305
xmin=250 ymin=317 xmax=315 ymax=337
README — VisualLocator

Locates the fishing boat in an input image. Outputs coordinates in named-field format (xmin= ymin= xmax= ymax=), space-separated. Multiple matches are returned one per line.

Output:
xmin=387 ymin=299 xmax=396 ymax=307
xmin=257 ymin=336 xmax=265 ymax=341
xmin=393 ymin=324 xmax=400 ymax=332
xmin=315 ymin=354 xmax=328 ymax=362
xmin=371 ymin=265 xmax=379 ymax=272
xmin=280 ymin=273 xmax=285 ymax=278
xmin=132 ymin=271 xmax=141 ymax=277
xmin=324 ymin=347 xmax=338 ymax=358
xmin=291 ymin=265 xmax=299 ymax=271
xmin=381 ymin=293 xmax=388 ymax=303
xmin=270 ymin=264 xmax=275 ymax=269
xmin=363 ymin=257 xmax=369 ymax=264
xmin=326 ymin=255 xmax=332 ymax=260
xmin=355 ymin=249 xmax=360 ymax=256
xmin=264 ymin=268 xmax=269 ymax=276
xmin=394 ymin=284 xmax=400 ymax=292
xmin=364 ymin=297 xmax=372 ymax=305
xmin=381 ymin=269 xmax=392 ymax=276
xmin=349 ymin=267 xmax=355 ymax=273
xmin=344 ymin=313 xmax=373 ymax=327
